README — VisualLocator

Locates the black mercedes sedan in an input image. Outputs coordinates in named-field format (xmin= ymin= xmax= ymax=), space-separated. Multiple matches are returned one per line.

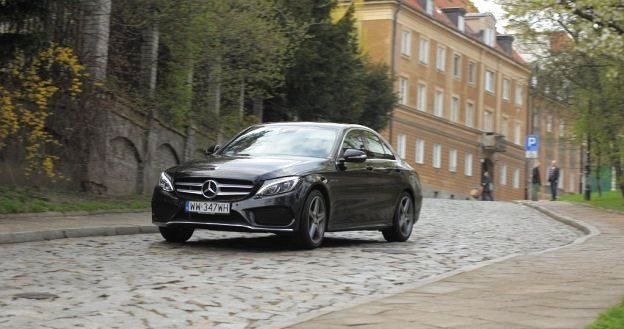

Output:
xmin=152 ymin=122 xmax=423 ymax=249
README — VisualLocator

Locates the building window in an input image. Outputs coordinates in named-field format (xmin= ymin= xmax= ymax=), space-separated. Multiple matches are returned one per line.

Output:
xmin=501 ymin=116 xmax=509 ymax=137
xmin=419 ymin=38 xmax=429 ymax=64
xmin=559 ymin=120 xmax=565 ymax=137
xmin=401 ymin=30 xmax=411 ymax=56
xmin=436 ymin=46 xmax=446 ymax=72
xmin=569 ymin=173 xmax=575 ymax=192
xmin=468 ymin=61 xmax=476 ymax=84
xmin=453 ymin=54 xmax=461 ymax=79
xmin=558 ymin=169 xmax=565 ymax=189
xmin=503 ymin=78 xmax=510 ymax=100
xmin=449 ymin=148 xmax=457 ymax=172
xmin=485 ymin=70 xmax=495 ymax=93
xmin=458 ymin=16 xmax=465 ymax=32
xmin=513 ymin=168 xmax=520 ymax=188
xmin=415 ymin=139 xmax=425 ymax=164
xmin=417 ymin=83 xmax=427 ymax=111
xmin=514 ymin=122 xmax=522 ymax=145
xmin=450 ymin=96 xmax=459 ymax=122
xmin=484 ymin=27 xmax=495 ymax=46
xmin=434 ymin=90 xmax=444 ymax=117
xmin=515 ymin=85 xmax=523 ymax=106
xmin=500 ymin=165 xmax=507 ymax=185
xmin=433 ymin=144 xmax=441 ymax=168
xmin=465 ymin=153 xmax=473 ymax=176
xmin=425 ymin=0 xmax=433 ymax=15
xmin=465 ymin=102 xmax=474 ymax=127
xmin=399 ymin=77 xmax=408 ymax=105
xmin=397 ymin=134 xmax=406 ymax=159
xmin=547 ymin=115 xmax=553 ymax=132
xmin=484 ymin=109 xmax=493 ymax=131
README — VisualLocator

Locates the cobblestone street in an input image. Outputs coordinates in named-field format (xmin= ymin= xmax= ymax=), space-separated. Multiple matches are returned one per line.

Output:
xmin=0 ymin=200 xmax=582 ymax=329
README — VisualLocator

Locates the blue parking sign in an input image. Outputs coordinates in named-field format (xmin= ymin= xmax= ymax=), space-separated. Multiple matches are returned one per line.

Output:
xmin=525 ymin=135 xmax=539 ymax=158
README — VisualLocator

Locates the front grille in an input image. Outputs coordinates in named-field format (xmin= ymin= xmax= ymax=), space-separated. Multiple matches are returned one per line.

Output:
xmin=174 ymin=177 xmax=256 ymax=201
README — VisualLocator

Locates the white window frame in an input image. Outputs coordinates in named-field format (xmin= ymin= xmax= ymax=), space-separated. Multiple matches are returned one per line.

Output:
xmin=503 ymin=78 xmax=510 ymax=100
xmin=484 ymin=27 xmax=495 ymax=46
xmin=464 ymin=153 xmax=473 ymax=176
xmin=485 ymin=70 xmax=495 ymax=93
xmin=415 ymin=139 xmax=425 ymax=164
xmin=559 ymin=120 xmax=565 ymax=137
xmin=434 ymin=89 xmax=444 ymax=117
xmin=483 ymin=109 xmax=493 ymax=131
xmin=419 ymin=38 xmax=429 ymax=64
xmin=513 ymin=168 xmax=520 ymax=188
xmin=425 ymin=0 xmax=434 ymax=15
xmin=417 ymin=83 xmax=427 ymax=111
xmin=465 ymin=101 xmax=474 ymax=127
xmin=449 ymin=148 xmax=457 ymax=172
xmin=453 ymin=53 xmax=461 ymax=79
xmin=515 ymin=84 xmax=523 ymax=106
xmin=569 ymin=173 xmax=575 ymax=192
xmin=397 ymin=134 xmax=407 ymax=159
xmin=401 ymin=30 xmax=411 ymax=56
xmin=399 ymin=77 xmax=408 ymax=105
xmin=468 ymin=61 xmax=476 ymax=84
xmin=514 ymin=122 xmax=522 ymax=145
xmin=436 ymin=46 xmax=446 ymax=72
xmin=558 ymin=169 xmax=565 ymax=189
xmin=458 ymin=15 xmax=465 ymax=32
xmin=450 ymin=96 xmax=459 ymax=122
xmin=500 ymin=165 xmax=507 ymax=185
xmin=501 ymin=116 xmax=509 ymax=137
xmin=433 ymin=144 xmax=441 ymax=168
xmin=547 ymin=115 xmax=553 ymax=133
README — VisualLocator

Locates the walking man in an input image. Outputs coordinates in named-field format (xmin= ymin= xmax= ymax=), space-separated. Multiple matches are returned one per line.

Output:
xmin=481 ymin=171 xmax=493 ymax=201
xmin=547 ymin=160 xmax=560 ymax=201
xmin=531 ymin=161 xmax=541 ymax=201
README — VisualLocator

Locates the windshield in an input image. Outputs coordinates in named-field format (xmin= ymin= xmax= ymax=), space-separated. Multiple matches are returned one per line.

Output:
xmin=220 ymin=126 xmax=339 ymax=158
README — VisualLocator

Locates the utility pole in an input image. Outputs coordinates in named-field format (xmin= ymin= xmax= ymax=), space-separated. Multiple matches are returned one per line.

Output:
xmin=583 ymin=99 xmax=592 ymax=200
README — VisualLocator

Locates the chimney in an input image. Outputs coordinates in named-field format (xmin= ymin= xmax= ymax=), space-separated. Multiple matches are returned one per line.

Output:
xmin=441 ymin=8 xmax=467 ymax=32
xmin=496 ymin=34 xmax=514 ymax=56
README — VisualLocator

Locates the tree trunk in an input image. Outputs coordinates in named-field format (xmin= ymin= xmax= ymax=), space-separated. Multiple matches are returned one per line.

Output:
xmin=139 ymin=21 xmax=159 ymax=98
xmin=208 ymin=62 xmax=222 ymax=143
xmin=253 ymin=97 xmax=264 ymax=122
xmin=239 ymin=80 xmax=245 ymax=122
xmin=80 ymin=0 xmax=112 ymax=80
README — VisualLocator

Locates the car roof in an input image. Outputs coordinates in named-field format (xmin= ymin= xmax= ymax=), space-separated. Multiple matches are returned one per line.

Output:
xmin=257 ymin=121 xmax=370 ymax=131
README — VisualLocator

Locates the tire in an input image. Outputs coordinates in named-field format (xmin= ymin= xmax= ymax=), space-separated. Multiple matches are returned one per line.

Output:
xmin=295 ymin=190 xmax=327 ymax=249
xmin=159 ymin=226 xmax=194 ymax=243
xmin=382 ymin=192 xmax=414 ymax=242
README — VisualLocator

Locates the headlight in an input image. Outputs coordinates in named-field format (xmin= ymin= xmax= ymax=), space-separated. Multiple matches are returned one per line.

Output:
xmin=159 ymin=172 xmax=174 ymax=192
xmin=256 ymin=176 xmax=300 ymax=196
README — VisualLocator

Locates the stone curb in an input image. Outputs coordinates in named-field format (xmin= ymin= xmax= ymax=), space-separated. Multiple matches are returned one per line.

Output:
xmin=0 ymin=208 xmax=151 ymax=219
xmin=270 ymin=201 xmax=599 ymax=329
xmin=0 ymin=225 xmax=158 ymax=245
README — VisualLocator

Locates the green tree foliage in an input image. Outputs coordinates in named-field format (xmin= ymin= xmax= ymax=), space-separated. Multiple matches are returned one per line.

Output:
xmin=503 ymin=0 xmax=624 ymax=196
xmin=266 ymin=1 xmax=396 ymax=130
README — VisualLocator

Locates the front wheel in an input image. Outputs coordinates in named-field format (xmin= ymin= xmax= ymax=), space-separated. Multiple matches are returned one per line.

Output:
xmin=382 ymin=192 xmax=414 ymax=242
xmin=295 ymin=190 xmax=327 ymax=249
xmin=159 ymin=226 xmax=194 ymax=243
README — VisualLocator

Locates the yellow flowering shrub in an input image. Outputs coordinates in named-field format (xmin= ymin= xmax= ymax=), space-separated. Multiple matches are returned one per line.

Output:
xmin=0 ymin=43 xmax=87 ymax=180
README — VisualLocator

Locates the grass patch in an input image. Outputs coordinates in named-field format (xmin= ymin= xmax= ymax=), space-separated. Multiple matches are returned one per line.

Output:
xmin=0 ymin=186 xmax=149 ymax=214
xmin=586 ymin=298 xmax=624 ymax=329
xmin=559 ymin=191 xmax=624 ymax=213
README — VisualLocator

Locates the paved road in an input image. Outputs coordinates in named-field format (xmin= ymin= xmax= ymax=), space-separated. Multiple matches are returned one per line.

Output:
xmin=0 ymin=200 xmax=581 ymax=329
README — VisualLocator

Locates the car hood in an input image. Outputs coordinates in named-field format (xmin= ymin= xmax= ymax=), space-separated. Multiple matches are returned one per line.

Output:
xmin=169 ymin=155 xmax=331 ymax=182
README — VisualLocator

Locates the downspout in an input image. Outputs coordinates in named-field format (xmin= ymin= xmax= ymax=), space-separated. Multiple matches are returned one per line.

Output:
xmin=389 ymin=0 xmax=402 ymax=144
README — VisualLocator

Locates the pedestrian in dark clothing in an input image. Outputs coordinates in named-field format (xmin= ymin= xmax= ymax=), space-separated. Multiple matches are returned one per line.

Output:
xmin=547 ymin=160 xmax=560 ymax=201
xmin=531 ymin=161 xmax=541 ymax=201
xmin=481 ymin=171 xmax=493 ymax=201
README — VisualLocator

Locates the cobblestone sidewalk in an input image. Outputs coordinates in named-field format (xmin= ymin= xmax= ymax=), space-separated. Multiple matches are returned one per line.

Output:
xmin=282 ymin=201 xmax=624 ymax=329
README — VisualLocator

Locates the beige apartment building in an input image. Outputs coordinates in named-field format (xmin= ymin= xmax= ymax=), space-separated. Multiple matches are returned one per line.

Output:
xmin=340 ymin=0 xmax=532 ymax=200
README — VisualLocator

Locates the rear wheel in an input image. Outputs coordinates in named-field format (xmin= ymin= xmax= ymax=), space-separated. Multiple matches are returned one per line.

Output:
xmin=295 ymin=190 xmax=327 ymax=249
xmin=382 ymin=192 xmax=414 ymax=242
xmin=159 ymin=226 xmax=194 ymax=243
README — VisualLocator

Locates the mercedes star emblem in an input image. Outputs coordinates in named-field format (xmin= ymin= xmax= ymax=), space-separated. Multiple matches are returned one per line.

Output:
xmin=201 ymin=180 xmax=219 ymax=199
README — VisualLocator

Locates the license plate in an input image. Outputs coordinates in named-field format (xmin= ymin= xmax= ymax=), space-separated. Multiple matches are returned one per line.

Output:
xmin=185 ymin=201 xmax=230 ymax=214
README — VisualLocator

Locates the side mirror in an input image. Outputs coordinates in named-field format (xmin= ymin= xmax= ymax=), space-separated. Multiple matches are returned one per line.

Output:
xmin=205 ymin=144 xmax=220 ymax=155
xmin=343 ymin=148 xmax=367 ymax=163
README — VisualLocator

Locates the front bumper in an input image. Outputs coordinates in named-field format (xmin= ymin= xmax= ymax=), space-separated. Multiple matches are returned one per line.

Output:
xmin=151 ymin=186 xmax=306 ymax=233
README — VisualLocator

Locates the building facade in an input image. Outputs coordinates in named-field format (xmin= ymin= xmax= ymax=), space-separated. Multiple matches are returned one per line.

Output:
xmin=341 ymin=0 xmax=531 ymax=200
